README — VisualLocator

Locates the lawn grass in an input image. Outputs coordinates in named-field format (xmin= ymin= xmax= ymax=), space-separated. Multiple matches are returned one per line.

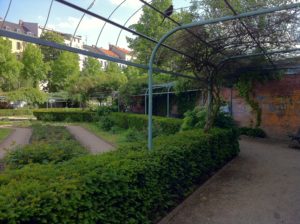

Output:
xmin=0 ymin=128 xmax=13 ymax=142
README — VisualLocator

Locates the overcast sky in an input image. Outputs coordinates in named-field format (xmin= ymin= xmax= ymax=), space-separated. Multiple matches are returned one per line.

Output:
xmin=0 ymin=0 xmax=191 ymax=49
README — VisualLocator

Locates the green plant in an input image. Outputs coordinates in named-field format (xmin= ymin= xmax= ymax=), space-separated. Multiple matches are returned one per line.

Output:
xmin=33 ymin=109 xmax=95 ymax=122
xmin=109 ymin=112 xmax=182 ymax=136
xmin=2 ymin=110 xmax=240 ymax=222
xmin=239 ymin=127 xmax=266 ymax=138
xmin=0 ymin=109 xmax=33 ymax=116
xmin=3 ymin=124 xmax=88 ymax=169
xmin=181 ymin=107 xmax=235 ymax=131
xmin=4 ymin=142 xmax=88 ymax=169
xmin=123 ymin=128 xmax=146 ymax=142
xmin=0 ymin=128 xmax=239 ymax=223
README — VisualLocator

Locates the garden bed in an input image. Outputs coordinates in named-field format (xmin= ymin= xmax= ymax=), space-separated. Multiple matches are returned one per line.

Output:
xmin=0 ymin=127 xmax=239 ymax=223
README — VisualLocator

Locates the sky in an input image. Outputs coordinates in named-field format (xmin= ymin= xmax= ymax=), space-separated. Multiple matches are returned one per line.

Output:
xmin=0 ymin=0 xmax=191 ymax=49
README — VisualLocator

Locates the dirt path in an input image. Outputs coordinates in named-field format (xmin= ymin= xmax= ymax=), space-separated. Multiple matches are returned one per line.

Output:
xmin=66 ymin=125 xmax=114 ymax=154
xmin=159 ymin=137 xmax=300 ymax=224
xmin=0 ymin=128 xmax=32 ymax=159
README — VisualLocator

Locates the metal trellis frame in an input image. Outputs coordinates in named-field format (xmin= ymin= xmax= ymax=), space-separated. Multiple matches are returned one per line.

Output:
xmin=70 ymin=0 xmax=96 ymax=47
xmin=54 ymin=0 xmax=194 ymax=59
xmin=0 ymin=28 xmax=196 ymax=81
xmin=95 ymin=0 xmax=126 ymax=47
xmin=147 ymin=2 xmax=300 ymax=150
xmin=1 ymin=0 xmax=300 ymax=152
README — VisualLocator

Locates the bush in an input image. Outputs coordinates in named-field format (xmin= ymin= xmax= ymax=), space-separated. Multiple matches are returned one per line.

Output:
xmin=109 ymin=112 xmax=182 ymax=136
xmin=123 ymin=128 xmax=146 ymax=142
xmin=3 ymin=124 xmax=88 ymax=169
xmin=181 ymin=107 xmax=235 ymax=131
xmin=33 ymin=108 xmax=95 ymax=122
xmin=0 ymin=109 xmax=33 ymax=116
xmin=239 ymin=127 xmax=266 ymax=138
xmin=0 ymin=128 xmax=239 ymax=223
xmin=4 ymin=142 xmax=88 ymax=169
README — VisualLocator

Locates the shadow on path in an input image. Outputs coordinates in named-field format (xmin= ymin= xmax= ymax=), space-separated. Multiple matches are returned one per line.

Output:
xmin=159 ymin=137 xmax=300 ymax=224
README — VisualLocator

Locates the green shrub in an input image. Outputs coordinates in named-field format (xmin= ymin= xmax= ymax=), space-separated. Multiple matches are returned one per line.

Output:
xmin=3 ymin=124 xmax=88 ymax=169
xmin=33 ymin=109 xmax=95 ymax=122
xmin=109 ymin=112 xmax=182 ymax=135
xmin=0 ymin=128 xmax=239 ymax=223
xmin=239 ymin=127 xmax=266 ymax=138
xmin=4 ymin=142 xmax=88 ymax=169
xmin=181 ymin=107 xmax=236 ymax=131
xmin=123 ymin=128 xmax=146 ymax=142
xmin=0 ymin=109 xmax=33 ymax=116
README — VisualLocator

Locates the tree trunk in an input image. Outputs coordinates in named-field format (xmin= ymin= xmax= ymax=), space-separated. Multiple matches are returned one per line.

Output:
xmin=204 ymin=79 xmax=214 ymax=132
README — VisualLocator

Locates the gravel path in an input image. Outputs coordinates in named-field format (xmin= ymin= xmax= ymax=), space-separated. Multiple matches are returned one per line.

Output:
xmin=159 ymin=137 xmax=300 ymax=224
xmin=66 ymin=125 xmax=114 ymax=154
xmin=0 ymin=127 xmax=32 ymax=159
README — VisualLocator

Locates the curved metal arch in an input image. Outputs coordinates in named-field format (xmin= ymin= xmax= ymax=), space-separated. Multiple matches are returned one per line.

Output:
xmin=115 ymin=3 xmax=190 ymax=46
xmin=115 ymin=0 xmax=153 ymax=46
xmin=70 ymin=0 xmax=96 ymax=47
xmin=1 ymin=0 xmax=13 ymax=28
xmin=41 ymin=0 xmax=54 ymax=36
xmin=55 ymin=0 xmax=193 ymax=59
xmin=146 ymin=2 xmax=300 ymax=150
xmin=95 ymin=0 xmax=127 ymax=47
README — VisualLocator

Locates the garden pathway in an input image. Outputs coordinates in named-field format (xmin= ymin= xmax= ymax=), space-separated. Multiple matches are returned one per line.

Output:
xmin=66 ymin=125 xmax=114 ymax=154
xmin=159 ymin=137 xmax=300 ymax=224
xmin=0 ymin=127 xmax=32 ymax=159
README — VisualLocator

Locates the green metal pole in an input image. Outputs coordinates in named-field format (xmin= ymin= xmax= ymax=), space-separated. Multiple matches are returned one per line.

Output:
xmin=147 ymin=2 xmax=300 ymax=150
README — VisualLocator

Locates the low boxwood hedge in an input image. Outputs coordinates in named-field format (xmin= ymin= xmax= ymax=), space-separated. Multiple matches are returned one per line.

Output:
xmin=33 ymin=109 xmax=95 ymax=122
xmin=239 ymin=127 xmax=266 ymax=138
xmin=3 ymin=124 xmax=88 ymax=169
xmin=0 ymin=128 xmax=239 ymax=223
xmin=0 ymin=109 xmax=33 ymax=116
xmin=109 ymin=112 xmax=183 ymax=135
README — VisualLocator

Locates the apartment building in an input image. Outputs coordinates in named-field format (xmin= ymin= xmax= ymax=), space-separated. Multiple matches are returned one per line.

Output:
xmin=0 ymin=19 xmax=38 ymax=58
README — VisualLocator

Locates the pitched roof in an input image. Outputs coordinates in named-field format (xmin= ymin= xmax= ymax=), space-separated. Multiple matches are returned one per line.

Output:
xmin=0 ymin=20 xmax=38 ymax=36
xmin=99 ymin=48 xmax=120 ymax=58
xmin=109 ymin=44 xmax=131 ymax=55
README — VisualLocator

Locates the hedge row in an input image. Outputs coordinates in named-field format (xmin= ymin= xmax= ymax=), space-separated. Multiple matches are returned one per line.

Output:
xmin=0 ymin=128 xmax=239 ymax=223
xmin=239 ymin=127 xmax=266 ymax=138
xmin=0 ymin=109 xmax=33 ymax=116
xmin=33 ymin=109 xmax=95 ymax=122
xmin=3 ymin=124 xmax=88 ymax=169
xmin=109 ymin=112 xmax=183 ymax=135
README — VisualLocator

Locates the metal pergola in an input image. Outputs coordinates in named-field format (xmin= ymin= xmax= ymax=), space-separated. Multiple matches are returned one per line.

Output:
xmin=1 ymin=0 xmax=300 ymax=150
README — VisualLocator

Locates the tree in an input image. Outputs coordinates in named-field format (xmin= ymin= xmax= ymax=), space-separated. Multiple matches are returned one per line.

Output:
xmin=127 ymin=0 xmax=192 ymax=66
xmin=0 ymin=38 xmax=23 ymax=91
xmin=40 ymin=31 xmax=64 ymax=62
xmin=5 ymin=87 xmax=47 ymax=106
xmin=50 ymin=51 xmax=80 ymax=92
xmin=81 ymin=57 xmax=102 ymax=77
xmin=21 ymin=44 xmax=50 ymax=88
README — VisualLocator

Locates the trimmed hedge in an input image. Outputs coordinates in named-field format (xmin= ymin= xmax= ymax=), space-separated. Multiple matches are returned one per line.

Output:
xmin=0 ymin=128 xmax=239 ymax=223
xmin=109 ymin=112 xmax=183 ymax=135
xmin=33 ymin=109 xmax=95 ymax=122
xmin=3 ymin=124 xmax=88 ymax=169
xmin=239 ymin=127 xmax=266 ymax=138
xmin=0 ymin=109 xmax=33 ymax=116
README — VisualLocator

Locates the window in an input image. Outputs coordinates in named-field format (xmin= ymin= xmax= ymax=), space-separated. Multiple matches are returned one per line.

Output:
xmin=16 ymin=28 xmax=21 ymax=33
xmin=17 ymin=42 xmax=21 ymax=50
